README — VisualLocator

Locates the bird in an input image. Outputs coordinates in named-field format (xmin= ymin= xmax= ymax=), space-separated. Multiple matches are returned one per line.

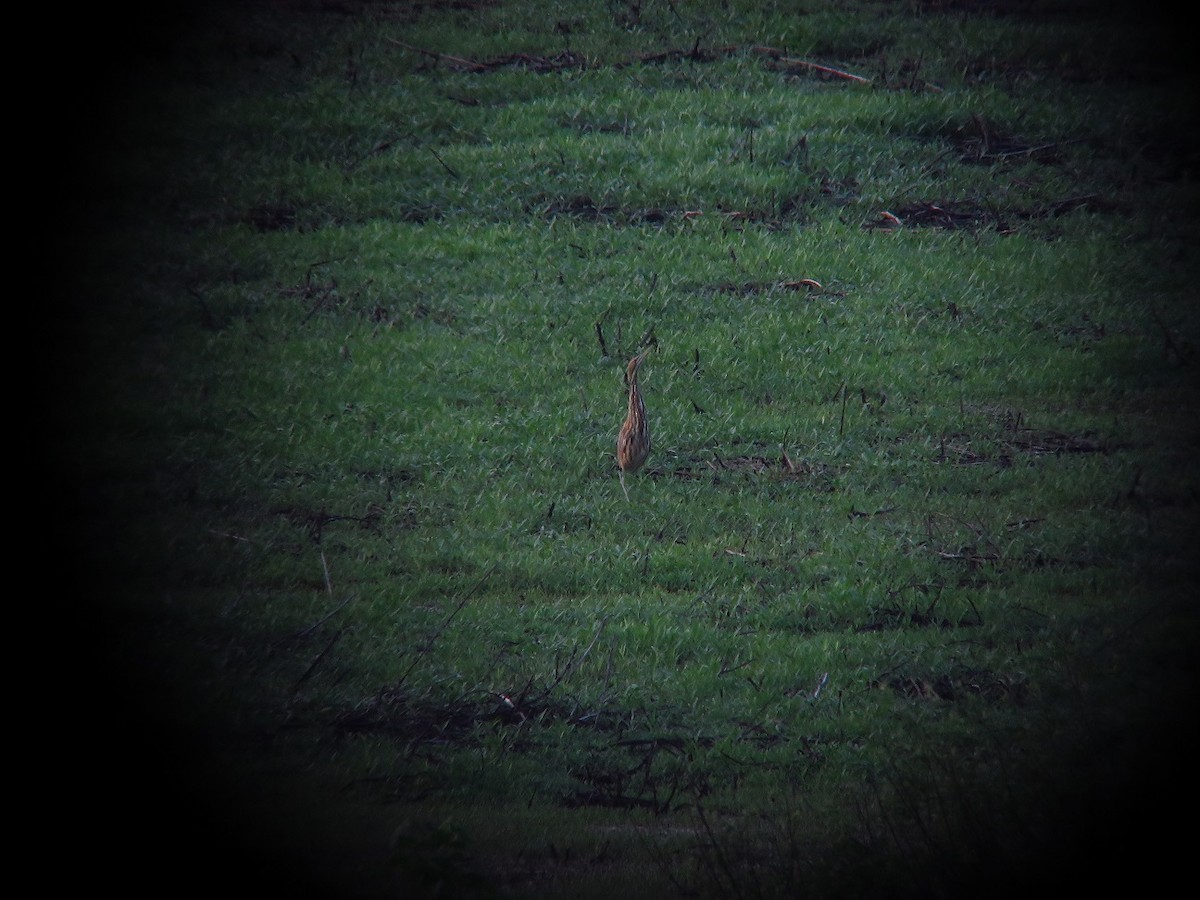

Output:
xmin=616 ymin=350 xmax=651 ymax=501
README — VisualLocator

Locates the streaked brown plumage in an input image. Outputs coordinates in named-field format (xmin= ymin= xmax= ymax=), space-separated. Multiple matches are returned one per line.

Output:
xmin=617 ymin=351 xmax=650 ymax=500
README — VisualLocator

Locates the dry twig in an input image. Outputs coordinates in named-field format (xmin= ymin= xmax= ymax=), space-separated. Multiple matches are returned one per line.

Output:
xmin=752 ymin=46 xmax=871 ymax=83
xmin=386 ymin=37 xmax=487 ymax=71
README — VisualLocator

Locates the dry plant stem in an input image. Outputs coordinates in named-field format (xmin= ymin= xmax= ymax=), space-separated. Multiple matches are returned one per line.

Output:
xmin=208 ymin=528 xmax=251 ymax=543
xmin=388 ymin=37 xmax=871 ymax=85
xmin=778 ymin=58 xmax=871 ymax=83
xmin=752 ymin=46 xmax=872 ymax=83
xmin=385 ymin=37 xmax=487 ymax=71
xmin=429 ymin=147 xmax=459 ymax=179
xmin=320 ymin=549 xmax=333 ymax=596
xmin=294 ymin=627 xmax=345 ymax=691
xmin=526 ymin=616 xmax=610 ymax=707
xmin=813 ymin=672 xmax=830 ymax=699
xmin=274 ymin=551 xmax=355 ymax=647
xmin=394 ymin=564 xmax=497 ymax=689
xmin=343 ymin=137 xmax=398 ymax=174
xmin=287 ymin=595 xmax=355 ymax=644
xmin=594 ymin=318 xmax=609 ymax=357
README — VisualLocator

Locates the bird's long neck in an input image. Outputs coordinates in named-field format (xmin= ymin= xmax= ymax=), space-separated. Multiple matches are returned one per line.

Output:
xmin=627 ymin=372 xmax=644 ymax=423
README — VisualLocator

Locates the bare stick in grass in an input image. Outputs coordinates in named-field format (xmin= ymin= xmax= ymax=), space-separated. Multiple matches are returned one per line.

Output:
xmin=208 ymin=528 xmax=252 ymax=544
xmin=275 ymin=548 xmax=355 ymax=646
xmin=525 ymin=616 xmax=610 ymax=706
xmin=595 ymin=306 xmax=611 ymax=357
xmin=386 ymin=37 xmax=486 ymax=72
xmin=693 ymin=800 xmax=741 ymax=897
xmin=813 ymin=672 xmax=830 ymax=699
xmin=753 ymin=46 xmax=872 ymax=84
xmin=286 ymin=595 xmax=355 ymax=644
xmin=395 ymin=565 xmax=496 ymax=689
xmin=320 ymin=549 xmax=333 ymax=596
xmin=344 ymin=137 xmax=398 ymax=174
xmin=294 ymin=627 xmax=345 ymax=690
xmin=429 ymin=147 xmax=459 ymax=179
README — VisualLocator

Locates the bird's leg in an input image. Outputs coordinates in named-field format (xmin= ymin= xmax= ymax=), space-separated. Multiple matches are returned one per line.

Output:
xmin=619 ymin=469 xmax=630 ymax=501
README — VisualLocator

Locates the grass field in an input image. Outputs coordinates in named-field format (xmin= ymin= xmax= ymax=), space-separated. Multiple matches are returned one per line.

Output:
xmin=73 ymin=2 xmax=1198 ymax=897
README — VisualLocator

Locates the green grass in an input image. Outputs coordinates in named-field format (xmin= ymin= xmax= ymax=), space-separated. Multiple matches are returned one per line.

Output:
xmin=75 ymin=2 xmax=1198 ymax=897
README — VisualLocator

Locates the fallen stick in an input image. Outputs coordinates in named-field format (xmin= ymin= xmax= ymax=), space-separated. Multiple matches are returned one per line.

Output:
xmin=751 ymin=47 xmax=871 ymax=83
xmin=813 ymin=672 xmax=829 ymax=699
xmin=294 ymin=627 xmax=344 ymax=690
xmin=344 ymin=137 xmax=399 ymax=174
xmin=775 ymin=57 xmax=872 ymax=83
xmin=385 ymin=37 xmax=487 ymax=72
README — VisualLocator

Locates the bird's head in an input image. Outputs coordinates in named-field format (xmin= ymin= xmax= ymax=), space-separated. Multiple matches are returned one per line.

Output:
xmin=626 ymin=348 xmax=650 ymax=385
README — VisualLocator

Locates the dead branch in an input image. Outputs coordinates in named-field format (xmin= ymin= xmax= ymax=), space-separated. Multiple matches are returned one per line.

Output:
xmin=595 ymin=319 xmax=609 ymax=357
xmin=343 ymin=137 xmax=399 ymax=174
xmin=395 ymin=565 xmax=496 ymax=689
xmin=208 ymin=528 xmax=252 ymax=543
xmin=320 ymin=549 xmax=333 ymax=596
xmin=429 ymin=146 xmax=459 ymax=179
xmin=813 ymin=672 xmax=829 ymax=699
xmin=752 ymin=46 xmax=871 ymax=84
xmin=294 ymin=627 xmax=345 ymax=690
xmin=287 ymin=594 xmax=355 ymax=643
xmin=385 ymin=37 xmax=487 ymax=71
xmin=527 ymin=617 xmax=609 ymax=705
xmin=936 ymin=549 xmax=1000 ymax=563
xmin=781 ymin=58 xmax=871 ymax=83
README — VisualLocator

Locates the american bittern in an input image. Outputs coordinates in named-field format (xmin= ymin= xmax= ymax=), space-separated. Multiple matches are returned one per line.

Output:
xmin=617 ymin=351 xmax=650 ymax=501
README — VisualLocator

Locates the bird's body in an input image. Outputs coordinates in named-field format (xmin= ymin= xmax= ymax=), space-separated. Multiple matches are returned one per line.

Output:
xmin=617 ymin=351 xmax=650 ymax=500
